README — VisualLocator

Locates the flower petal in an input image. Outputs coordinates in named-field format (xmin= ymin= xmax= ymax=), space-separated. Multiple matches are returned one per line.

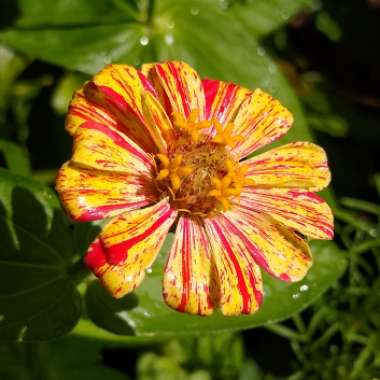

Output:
xmin=233 ymin=88 xmax=293 ymax=159
xmin=244 ymin=142 xmax=331 ymax=191
xmin=204 ymin=216 xmax=264 ymax=316
xmin=71 ymin=121 xmax=154 ymax=174
xmin=163 ymin=216 xmax=214 ymax=316
xmin=67 ymin=64 xmax=163 ymax=152
xmin=141 ymin=90 xmax=176 ymax=153
xmin=221 ymin=209 xmax=312 ymax=282
xmin=238 ymin=187 xmax=334 ymax=240
xmin=85 ymin=199 xmax=177 ymax=298
xmin=202 ymin=79 xmax=250 ymax=123
xmin=56 ymin=162 xmax=155 ymax=221
xmin=142 ymin=61 xmax=205 ymax=121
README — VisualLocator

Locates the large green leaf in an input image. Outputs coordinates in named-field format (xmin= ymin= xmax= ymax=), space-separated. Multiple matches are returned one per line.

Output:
xmin=229 ymin=0 xmax=313 ymax=39
xmin=0 ymin=169 xmax=81 ymax=340
xmin=84 ymin=236 xmax=345 ymax=338
xmin=0 ymin=0 xmax=310 ymax=140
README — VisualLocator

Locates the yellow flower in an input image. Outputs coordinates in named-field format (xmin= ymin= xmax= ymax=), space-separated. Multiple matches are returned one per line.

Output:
xmin=56 ymin=61 xmax=333 ymax=316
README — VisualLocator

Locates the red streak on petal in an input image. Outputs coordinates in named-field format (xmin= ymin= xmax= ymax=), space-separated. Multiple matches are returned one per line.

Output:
xmin=217 ymin=83 xmax=237 ymax=122
xmin=77 ymin=201 xmax=148 ymax=222
xmin=105 ymin=207 xmax=174 ymax=265
xmin=137 ymin=70 xmax=156 ymax=95
xmin=212 ymin=221 xmax=251 ymax=314
xmin=202 ymin=79 xmax=220 ymax=119
xmin=85 ymin=239 xmax=107 ymax=271
xmin=177 ymin=218 xmax=190 ymax=312
xmin=167 ymin=62 xmax=191 ymax=117
xmin=80 ymin=121 xmax=152 ymax=167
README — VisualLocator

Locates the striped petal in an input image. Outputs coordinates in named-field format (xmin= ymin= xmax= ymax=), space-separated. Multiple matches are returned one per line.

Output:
xmin=233 ymin=88 xmax=293 ymax=159
xmin=202 ymin=79 xmax=250 ymax=123
xmin=85 ymin=199 xmax=176 ymax=298
xmin=141 ymin=90 xmax=176 ymax=153
xmin=222 ymin=209 xmax=312 ymax=281
xmin=67 ymin=64 xmax=166 ymax=152
xmin=204 ymin=216 xmax=264 ymax=316
xmin=56 ymin=162 xmax=155 ymax=222
xmin=142 ymin=61 xmax=205 ymax=121
xmin=163 ymin=216 xmax=214 ymax=316
xmin=238 ymin=187 xmax=334 ymax=240
xmin=244 ymin=142 xmax=331 ymax=191
xmin=71 ymin=121 xmax=154 ymax=174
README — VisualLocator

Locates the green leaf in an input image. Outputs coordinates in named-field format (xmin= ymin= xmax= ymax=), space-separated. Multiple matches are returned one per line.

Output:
xmin=0 ymin=0 xmax=311 ymax=141
xmin=0 ymin=44 xmax=27 ymax=109
xmin=0 ymin=139 xmax=30 ymax=175
xmin=85 ymin=236 xmax=346 ymax=337
xmin=229 ymin=0 xmax=314 ymax=39
xmin=0 ymin=169 xmax=81 ymax=340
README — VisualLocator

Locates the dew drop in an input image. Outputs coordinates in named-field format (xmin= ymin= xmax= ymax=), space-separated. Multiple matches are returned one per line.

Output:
xmin=167 ymin=20 xmax=175 ymax=29
xmin=292 ymin=293 xmax=301 ymax=300
xmin=146 ymin=267 xmax=153 ymax=274
xmin=164 ymin=33 xmax=174 ymax=45
xmin=219 ymin=0 xmax=229 ymax=10
xmin=139 ymin=35 xmax=149 ymax=46
xmin=300 ymin=284 xmax=309 ymax=292
xmin=268 ymin=63 xmax=277 ymax=73
xmin=190 ymin=7 xmax=199 ymax=15
xmin=257 ymin=46 xmax=266 ymax=57
xmin=143 ymin=311 xmax=151 ymax=317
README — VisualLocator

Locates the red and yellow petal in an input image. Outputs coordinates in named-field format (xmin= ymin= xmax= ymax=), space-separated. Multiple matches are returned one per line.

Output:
xmin=141 ymin=90 xmax=176 ymax=153
xmin=204 ymin=216 xmax=264 ymax=316
xmin=67 ymin=64 xmax=169 ymax=152
xmin=202 ymin=79 xmax=250 ymax=123
xmin=244 ymin=142 xmax=331 ymax=191
xmin=238 ymin=187 xmax=334 ymax=240
xmin=71 ymin=121 xmax=154 ymax=174
xmin=56 ymin=162 xmax=155 ymax=222
xmin=85 ymin=199 xmax=177 ymax=298
xmin=233 ymin=89 xmax=293 ymax=159
xmin=142 ymin=61 xmax=205 ymax=121
xmin=222 ymin=209 xmax=312 ymax=282
xmin=163 ymin=216 xmax=214 ymax=316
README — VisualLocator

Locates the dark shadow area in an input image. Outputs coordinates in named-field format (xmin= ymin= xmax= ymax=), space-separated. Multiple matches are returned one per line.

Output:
xmin=243 ymin=328 xmax=295 ymax=377
xmin=0 ymin=0 xmax=20 ymax=29
xmin=85 ymin=281 xmax=139 ymax=336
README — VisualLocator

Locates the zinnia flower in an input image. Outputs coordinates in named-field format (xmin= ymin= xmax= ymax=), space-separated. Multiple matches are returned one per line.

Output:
xmin=56 ymin=61 xmax=333 ymax=316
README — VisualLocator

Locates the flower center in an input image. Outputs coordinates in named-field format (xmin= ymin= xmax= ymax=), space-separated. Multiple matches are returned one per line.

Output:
xmin=154 ymin=110 xmax=248 ymax=216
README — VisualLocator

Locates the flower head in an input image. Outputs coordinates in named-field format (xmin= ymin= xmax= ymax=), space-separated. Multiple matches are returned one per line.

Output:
xmin=56 ymin=61 xmax=333 ymax=316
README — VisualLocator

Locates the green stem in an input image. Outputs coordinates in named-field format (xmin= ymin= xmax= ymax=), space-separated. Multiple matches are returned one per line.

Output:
xmin=146 ymin=0 xmax=155 ymax=25
xmin=352 ymin=238 xmax=380 ymax=255
xmin=265 ymin=324 xmax=307 ymax=342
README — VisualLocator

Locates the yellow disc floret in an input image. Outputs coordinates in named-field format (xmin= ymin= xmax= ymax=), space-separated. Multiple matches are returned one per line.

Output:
xmin=156 ymin=153 xmax=193 ymax=191
xmin=155 ymin=110 xmax=247 ymax=215
xmin=172 ymin=109 xmax=211 ymax=143
xmin=212 ymin=119 xmax=243 ymax=147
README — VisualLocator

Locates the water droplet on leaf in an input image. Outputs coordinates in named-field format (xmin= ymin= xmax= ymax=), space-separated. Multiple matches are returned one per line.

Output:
xmin=139 ymin=36 xmax=149 ymax=46
xmin=164 ymin=34 xmax=174 ymax=45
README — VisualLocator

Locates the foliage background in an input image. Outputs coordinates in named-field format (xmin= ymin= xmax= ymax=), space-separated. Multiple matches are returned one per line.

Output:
xmin=0 ymin=0 xmax=380 ymax=379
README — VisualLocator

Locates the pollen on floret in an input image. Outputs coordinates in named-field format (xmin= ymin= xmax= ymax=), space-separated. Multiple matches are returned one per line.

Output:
xmin=154 ymin=109 xmax=247 ymax=215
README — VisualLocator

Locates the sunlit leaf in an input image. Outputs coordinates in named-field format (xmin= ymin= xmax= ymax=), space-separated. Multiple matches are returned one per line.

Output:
xmin=0 ymin=139 xmax=30 ymax=175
